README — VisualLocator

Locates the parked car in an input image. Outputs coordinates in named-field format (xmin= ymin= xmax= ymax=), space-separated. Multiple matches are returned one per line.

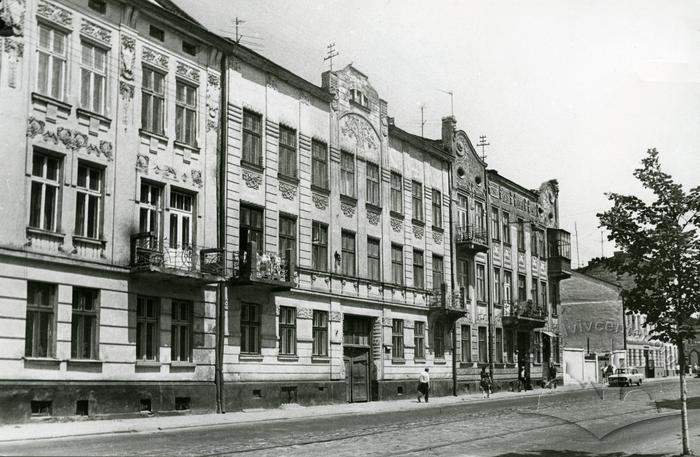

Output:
xmin=608 ymin=368 xmax=643 ymax=387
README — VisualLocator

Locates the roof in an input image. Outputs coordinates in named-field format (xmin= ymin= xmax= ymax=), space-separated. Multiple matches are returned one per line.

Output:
xmin=389 ymin=125 xmax=452 ymax=162
xmin=487 ymin=169 xmax=539 ymax=200
xmin=561 ymin=271 xmax=622 ymax=303
xmin=150 ymin=0 xmax=202 ymax=26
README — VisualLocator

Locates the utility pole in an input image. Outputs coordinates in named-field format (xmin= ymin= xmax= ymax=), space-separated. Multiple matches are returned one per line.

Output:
xmin=477 ymin=135 xmax=490 ymax=162
xmin=600 ymin=230 xmax=605 ymax=258
xmin=574 ymin=222 xmax=581 ymax=269
xmin=324 ymin=43 xmax=339 ymax=71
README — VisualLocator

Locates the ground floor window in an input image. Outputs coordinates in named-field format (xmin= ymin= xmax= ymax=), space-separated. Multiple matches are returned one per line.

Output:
xmin=171 ymin=300 xmax=192 ymax=362
xmin=136 ymin=296 xmax=159 ymax=361
xmin=478 ymin=326 xmax=487 ymax=362
xmin=495 ymin=328 xmax=503 ymax=363
xmin=414 ymin=321 xmax=425 ymax=359
xmin=71 ymin=287 xmax=99 ymax=360
xmin=279 ymin=306 xmax=296 ymax=355
xmin=26 ymin=282 xmax=57 ymax=358
xmin=433 ymin=322 xmax=445 ymax=359
xmin=312 ymin=310 xmax=328 ymax=356
xmin=461 ymin=325 xmax=471 ymax=363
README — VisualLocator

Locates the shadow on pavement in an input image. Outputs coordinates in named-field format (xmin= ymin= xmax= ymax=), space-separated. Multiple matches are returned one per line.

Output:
xmin=494 ymin=451 xmax=668 ymax=457
xmin=655 ymin=396 xmax=700 ymax=410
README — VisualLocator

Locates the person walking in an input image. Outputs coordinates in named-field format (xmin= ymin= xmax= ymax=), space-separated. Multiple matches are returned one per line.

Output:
xmin=417 ymin=368 xmax=430 ymax=403
xmin=518 ymin=364 xmax=527 ymax=392
xmin=546 ymin=362 xmax=557 ymax=389
xmin=480 ymin=366 xmax=492 ymax=398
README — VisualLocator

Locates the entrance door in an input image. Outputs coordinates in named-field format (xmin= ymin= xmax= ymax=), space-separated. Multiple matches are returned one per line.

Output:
xmin=542 ymin=334 xmax=551 ymax=379
xmin=518 ymin=331 xmax=531 ymax=388
xmin=644 ymin=349 xmax=654 ymax=378
xmin=344 ymin=347 xmax=369 ymax=402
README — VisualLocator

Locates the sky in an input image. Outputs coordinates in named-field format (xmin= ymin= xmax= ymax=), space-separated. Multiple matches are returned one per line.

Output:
xmin=179 ymin=0 xmax=700 ymax=267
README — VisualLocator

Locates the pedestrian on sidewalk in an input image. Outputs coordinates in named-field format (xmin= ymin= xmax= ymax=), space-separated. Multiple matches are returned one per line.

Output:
xmin=480 ymin=366 xmax=492 ymax=398
xmin=518 ymin=365 xmax=527 ymax=392
xmin=417 ymin=368 xmax=430 ymax=403
xmin=545 ymin=362 xmax=557 ymax=389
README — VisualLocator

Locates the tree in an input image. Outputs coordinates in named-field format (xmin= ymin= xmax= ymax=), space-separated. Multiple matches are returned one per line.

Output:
xmin=598 ymin=148 xmax=700 ymax=455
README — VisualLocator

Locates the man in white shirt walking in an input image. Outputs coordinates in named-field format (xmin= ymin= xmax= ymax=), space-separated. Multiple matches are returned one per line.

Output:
xmin=417 ymin=368 xmax=430 ymax=403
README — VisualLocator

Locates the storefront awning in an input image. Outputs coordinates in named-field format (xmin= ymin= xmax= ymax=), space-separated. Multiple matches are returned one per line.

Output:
xmin=539 ymin=330 xmax=557 ymax=338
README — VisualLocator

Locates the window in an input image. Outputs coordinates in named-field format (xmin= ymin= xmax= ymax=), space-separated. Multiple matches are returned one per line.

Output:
xmin=540 ymin=281 xmax=548 ymax=311
xmin=37 ymin=24 xmax=67 ymax=100
xmin=432 ymin=255 xmax=443 ymax=291
xmin=432 ymin=189 xmax=442 ymax=228
xmin=88 ymin=0 xmax=107 ymax=14
xmin=534 ymin=331 xmax=541 ymax=364
xmin=413 ymin=250 xmax=424 ymax=289
xmin=411 ymin=181 xmax=423 ymax=221
xmin=171 ymin=301 xmax=192 ymax=362
xmin=242 ymin=110 xmax=263 ymax=166
xmin=461 ymin=325 xmax=471 ymax=363
xmin=390 ymin=172 xmax=402 ymax=213
xmin=531 ymin=278 xmax=538 ymax=304
xmin=414 ymin=321 xmax=425 ymax=359
xmin=25 ymin=282 xmax=56 ymax=358
xmin=29 ymin=153 xmax=61 ymax=232
xmin=392 ymin=319 xmax=404 ymax=359
xmin=278 ymin=125 xmax=297 ymax=178
xmin=518 ymin=274 xmax=527 ymax=302
xmin=391 ymin=244 xmax=403 ymax=285
xmin=433 ymin=322 xmax=445 ymax=359
xmin=279 ymin=215 xmax=296 ymax=259
xmin=503 ymin=270 xmax=512 ymax=303
xmin=341 ymin=230 xmax=355 ymax=276
xmin=476 ymin=264 xmax=485 ymax=302
xmin=367 ymin=237 xmax=380 ymax=281
xmin=552 ymin=335 xmax=560 ymax=364
xmin=149 ymin=25 xmax=164 ymax=41
xmin=182 ymin=41 xmax=197 ymax=56
xmin=457 ymin=195 xmax=468 ymax=229
xmin=241 ymin=303 xmax=260 ymax=354
xmin=312 ymin=310 xmax=328 ymax=356
xmin=142 ymin=67 xmax=165 ymax=135
xmin=550 ymin=282 xmax=560 ymax=315
xmin=169 ymin=191 xmax=193 ymax=249
xmin=457 ymin=259 xmax=469 ymax=302
xmin=366 ymin=162 xmax=380 ymax=205
xmin=491 ymin=207 xmax=500 ymax=241
xmin=139 ymin=182 xmax=163 ymax=237
xmin=478 ymin=326 xmax=487 ymax=362
xmin=475 ymin=201 xmax=485 ymax=231
xmin=136 ymin=296 xmax=159 ymax=361
xmin=175 ymin=81 xmax=197 ymax=145
xmin=71 ymin=288 xmax=98 ymax=360
xmin=239 ymin=204 xmax=264 ymax=250
xmin=505 ymin=330 xmax=514 ymax=363
xmin=495 ymin=328 xmax=503 ymax=363
xmin=502 ymin=211 xmax=511 ymax=244
xmin=279 ymin=306 xmax=296 ymax=355
xmin=340 ymin=152 xmax=355 ymax=197
xmin=493 ymin=268 xmax=501 ymax=305
xmin=80 ymin=41 xmax=107 ymax=114
xmin=517 ymin=219 xmax=525 ymax=251
xmin=350 ymin=89 xmax=369 ymax=108
xmin=312 ymin=221 xmax=328 ymax=271
xmin=311 ymin=140 xmax=328 ymax=189
xmin=75 ymin=163 xmax=103 ymax=239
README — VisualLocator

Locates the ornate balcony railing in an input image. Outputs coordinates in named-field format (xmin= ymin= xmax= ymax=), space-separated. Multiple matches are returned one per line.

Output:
xmin=130 ymin=232 xmax=226 ymax=279
xmin=429 ymin=283 xmax=469 ymax=321
xmin=455 ymin=225 xmax=489 ymax=252
xmin=230 ymin=241 xmax=295 ymax=288
xmin=502 ymin=300 xmax=546 ymax=321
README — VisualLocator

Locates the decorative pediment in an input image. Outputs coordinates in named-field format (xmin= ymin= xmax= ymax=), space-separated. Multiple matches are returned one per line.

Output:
xmin=339 ymin=113 xmax=379 ymax=155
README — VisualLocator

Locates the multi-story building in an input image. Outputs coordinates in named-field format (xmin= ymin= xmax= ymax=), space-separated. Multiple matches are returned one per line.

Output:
xmin=445 ymin=118 xmax=569 ymax=391
xmin=0 ymin=0 xmax=227 ymax=422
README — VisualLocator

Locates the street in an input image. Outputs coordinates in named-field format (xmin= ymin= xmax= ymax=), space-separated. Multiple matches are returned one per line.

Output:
xmin=1 ymin=378 xmax=698 ymax=457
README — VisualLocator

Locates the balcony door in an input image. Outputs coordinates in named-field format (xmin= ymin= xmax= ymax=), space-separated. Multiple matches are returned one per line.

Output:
xmin=168 ymin=190 xmax=194 ymax=269
xmin=457 ymin=194 xmax=468 ymax=231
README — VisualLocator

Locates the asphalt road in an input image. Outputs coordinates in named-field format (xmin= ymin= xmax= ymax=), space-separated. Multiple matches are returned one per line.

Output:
xmin=1 ymin=379 xmax=699 ymax=457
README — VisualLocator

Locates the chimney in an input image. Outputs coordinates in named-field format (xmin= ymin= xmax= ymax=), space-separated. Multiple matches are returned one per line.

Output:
xmin=442 ymin=116 xmax=456 ymax=152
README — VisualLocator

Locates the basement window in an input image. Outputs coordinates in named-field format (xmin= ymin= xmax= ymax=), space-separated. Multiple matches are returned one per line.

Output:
xmin=76 ymin=400 xmax=89 ymax=416
xmin=175 ymin=397 xmax=191 ymax=411
xmin=31 ymin=400 xmax=52 ymax=416
xmin=140 ymin=398 xmax=152 ymax=412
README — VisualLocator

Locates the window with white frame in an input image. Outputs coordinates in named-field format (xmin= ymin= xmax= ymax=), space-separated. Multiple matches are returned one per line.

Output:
xmin=171 ymin=300 xmax=192 ymax=362
xmin=278 ymin=125 xmax=297 ymax=178
xmin=476 ymin=263 xmax=486 ymax=302
xmin=25 ymin=282 xmax=57 ymax=358
xmin=432 ymin=254 xmax=443 ymax=291
xmin=414 ymin=321 xmax=425 ymax=359
xmin=279 ymin=306 xmax=296 ymax=355
xmin=311 ymin=140 xmax=328 ymax=189
xmin=175 ymin=80 xmax=197 ymax=146
xmin=412 ymin=181 xmax=423 ymax=221
xmin=29 ymin=153 xmax=61 ymax=232
xmin=139 ymin=181 xmax=163 ymax=238
xmin=169 ymin=190 xmax=193 ymax=249
xmin=340 ymin=151 xmax=355 ymax=197
xmin=391 ymin=244 xmax=403 ymax=285
xmin=71 ymin=287 xmax=99 ymax=360
xmin=278 ymin=215 xmax=296 ymax=260
xmin=312 ymin=310 xmax=328 ymax=356
xmin=493 ymin=267 xmax=501 ymax=305
xmin=461 ymin=325 xmax=471 ymax=362
xmin=241 ymin=303 xmax=260 ymax=354
xmin=390 ymin=172 xmax=402 ymax=213
xmin=242 ymin=110 xmax=262 ymax=166
xmin=75 ymin=162 xmax=102 ymax=239
xmin=432 ymin=189 xmax=442 ymax=228
xmin=37 ymin=23 xmax=67 ymax=100
xmin=312 ymin=221 xmax=328 ymax=271
xmin=367 ymin=237 xmax=380 ymax=281
xmin=136 ymin=296 xmax=159 ymax=361
xmin=392 ymin=319 xmax=404 ymax=359
xmin=80 ymin=41 xmax=107 ymax=114
xmin=366 ymin=162 xmax=380 ymax=205
xmin=341 ymin=230 xmax=355 ymax=276
xmin=142 ymin=67 xmax=165 ymax=135
xmin=504 ymin=270 xmax=512 ymax=303
xmin=502 ymin=211 xmax=511 ymax=244
xmin=413 ymin=250 xmax=424 ymax=289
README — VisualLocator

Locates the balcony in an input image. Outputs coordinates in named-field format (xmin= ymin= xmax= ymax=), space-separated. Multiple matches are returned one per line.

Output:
xmin=429 ymin=283 xmax=469 ymax=323
xmin=230 ymin=241 xmax=295 ymax=291
xmin=129 ymin=232 xmax=227 ymax=283
xmin=502 ymin=300 xmax=546 ymax=329
xmin=547 ymin=228 xmax=572 ymax=279
xmin=455 ymin=225 xmax=488 ymax=253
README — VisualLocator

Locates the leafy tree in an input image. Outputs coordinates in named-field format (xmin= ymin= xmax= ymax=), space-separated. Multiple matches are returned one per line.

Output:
xmin=598 ymin=148 xmax=700 ymax=455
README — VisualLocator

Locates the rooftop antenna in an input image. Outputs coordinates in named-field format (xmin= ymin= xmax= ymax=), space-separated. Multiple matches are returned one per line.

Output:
xmin=233 ymin=17 xmax=245 ymax=43
xmin=438 ymin=89 xmax=454 ymax=116
xmin=324 ymin=43 xmax=339 ymax=71
xmin=575 ymin=222 xmax=581 ymax=269
xmin=477 ymin=135 xmax=490 ymax=161
xmin=420 ymin=103 xmax=426 ymax=137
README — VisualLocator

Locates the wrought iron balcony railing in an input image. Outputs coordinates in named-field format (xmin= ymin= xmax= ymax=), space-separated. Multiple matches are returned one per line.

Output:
xmin=455 ymin=225 xmax=489 ymax=250
xmin=502 ymin=300 xmax=546 ymax=320
xmin=230 ymin=241 xmax=295 ymax=287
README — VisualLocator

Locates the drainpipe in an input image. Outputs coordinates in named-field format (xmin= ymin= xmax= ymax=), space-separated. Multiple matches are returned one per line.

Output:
xmin=215 ymin=51 xmax=229 ymax=414
xmin=485 ymin=169 xmax=494 ymax=379
xmin=449 ymin=161 xmax=457 ymax=397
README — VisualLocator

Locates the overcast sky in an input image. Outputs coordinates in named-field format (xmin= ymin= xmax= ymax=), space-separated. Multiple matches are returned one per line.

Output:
xmin=179 ymin=0 xmax=700 ymax=267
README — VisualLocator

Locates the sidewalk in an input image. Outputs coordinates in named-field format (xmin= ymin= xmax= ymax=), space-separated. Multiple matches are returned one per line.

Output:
xmin=0 ymin=376 xmax=680 ymax=444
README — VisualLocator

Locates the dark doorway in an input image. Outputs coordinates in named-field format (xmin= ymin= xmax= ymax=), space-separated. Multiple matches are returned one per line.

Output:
xmin=644 ymin=349 xmax=655 ymax=378
xmin=518 ymin=331 xmax=531 ymax=389
xmin=343 ymin=315 xmax=372 ymax=402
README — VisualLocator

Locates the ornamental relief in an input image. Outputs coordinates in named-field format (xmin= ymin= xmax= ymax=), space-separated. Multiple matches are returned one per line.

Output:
xmin=120 ymin=36 xmax=136 ymax=81
xmin=242 ymin=169 xmax=262 ymax=190
xmin=312 ymin=193 xmax=328 ymax=210
xmin=206 ymin=73 xmax=220 ymax=132
xmin=3 ymin=37 xmax=24 ymax=88
xmin=142 ymin=47 xmax=169 ymax=69
xmin=390 ymin=217 xmax=403 ymax=233
xmin=413 ymin=224 xmax=424 ymax=240
xmin=37 ymin=0 xmax=72 ymax=28
xmin=339 ymin=113 xmax=378 ymax=153
xmin=81 ymin=19 xmax=111 ymax=44
xmin=27 ymin=118 xmax=114 ymax=160
xmin=279 ymin=181 xmax=297 ymax=200
xmin=341 ymin=201 xmax=355 ymax=218
xmin=432 ymin=231 xmax=443 ymax=245
xmin=297 ymin=307 xmax=313 ymax=319
xmin=176 ymin=61 xmax=200 ymax=83
xmin=1 ymin=0 xmax=25 ymax=36
xmin=366 ymin=210 xmax=380 ymax=225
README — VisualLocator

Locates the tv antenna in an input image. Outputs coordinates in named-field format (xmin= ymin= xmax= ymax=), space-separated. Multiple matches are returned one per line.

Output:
xmin=221 ymin=17 xmax=264 ymax=51
xmin=324 ymin=43 xmax=340 ymax=71
xmin=420 ymin=103 xmax=426 ymax=137
xmin=477 ymin=135 xmax=490 ymax=161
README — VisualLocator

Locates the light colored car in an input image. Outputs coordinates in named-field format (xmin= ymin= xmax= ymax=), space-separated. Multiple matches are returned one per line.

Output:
xmin=608 ymin=367 xmax=643 ymax=387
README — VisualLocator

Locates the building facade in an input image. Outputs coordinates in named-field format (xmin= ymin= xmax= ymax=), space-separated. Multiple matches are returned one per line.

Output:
xmin=0 ymin=0 xmax=571 ymax=422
